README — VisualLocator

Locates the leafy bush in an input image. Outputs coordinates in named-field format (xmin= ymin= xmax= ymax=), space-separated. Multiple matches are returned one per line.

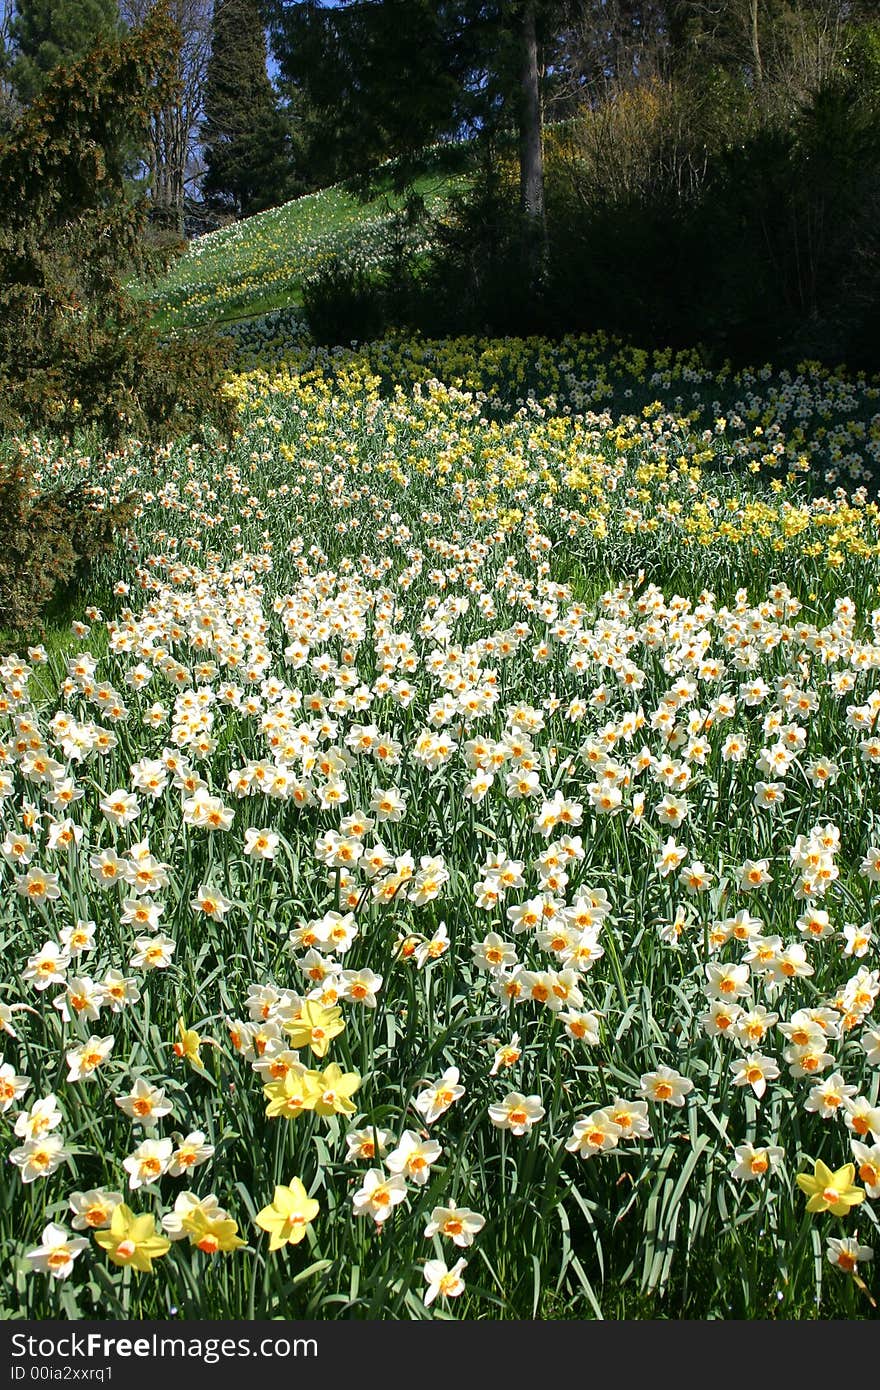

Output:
xmin=541 ymin=50 xmax=880 ymax=366
xmin=0 ymin=456 xmax=137 ymax=637
xmin=301 ymin=261 xmax=390 ymax=346
xmin=0 ymin=1 xmax=234 ymax=440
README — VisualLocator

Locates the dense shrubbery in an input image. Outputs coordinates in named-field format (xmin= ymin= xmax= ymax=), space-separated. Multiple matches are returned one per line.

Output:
xmin=0 ymin=3 xmax=236 ymax=634
xmin=0 ymin=454 xmax=137 ymax=636
xmin=0 ymin=2 xmax=234 ymax=441
xmin=300 ymin=32 xmax=880 ymax=368
xmin=542 ymin=55 xmax=880 ymax=365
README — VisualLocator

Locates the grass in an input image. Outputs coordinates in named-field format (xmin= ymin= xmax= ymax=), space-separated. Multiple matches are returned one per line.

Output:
xmin=143 ymin=172 xmax=457 ymax=335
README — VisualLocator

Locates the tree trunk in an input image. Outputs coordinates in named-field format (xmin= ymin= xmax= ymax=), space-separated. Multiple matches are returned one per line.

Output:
xmin=749 ymin=0 xmax=763 ymax=87
xmin=149 ymin=100 xmax=186 ymax=235
xmin=518 ymin=0 xmax=546 ymax=287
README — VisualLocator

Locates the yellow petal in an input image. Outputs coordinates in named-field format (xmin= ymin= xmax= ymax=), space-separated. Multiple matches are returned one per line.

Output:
xmin=255 ymin=1206 xmax=283 ymax=1233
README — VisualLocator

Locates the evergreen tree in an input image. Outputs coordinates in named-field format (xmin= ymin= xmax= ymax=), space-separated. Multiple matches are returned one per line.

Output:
xmin=201 ymin=0 xmax=293 ymax=217
xmin=0 ymin=0 xmax=232 ymax=439
xmin=6 ymin=0 xmax=121 ymax=105
xmin=268 ymin=1 xmax=563 ymax=284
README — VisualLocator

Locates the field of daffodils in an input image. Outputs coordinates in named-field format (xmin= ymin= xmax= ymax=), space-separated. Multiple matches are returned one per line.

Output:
xmin=2 ymin=328 xmax=880 ymax=1319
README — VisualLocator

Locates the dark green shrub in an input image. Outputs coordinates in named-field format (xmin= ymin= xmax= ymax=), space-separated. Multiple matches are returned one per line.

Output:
xmin=0 ymin=2 xmax=235 ymax=441
xmin=0 ymin=457 xmax=137 ymax=637
xmin=301 ymin=261 xmax=389 ymax=346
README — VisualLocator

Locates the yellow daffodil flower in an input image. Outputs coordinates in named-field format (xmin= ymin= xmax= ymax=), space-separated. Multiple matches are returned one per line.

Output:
xmin=312 ymin=1062 xmax=360 ymax=1116
xmin=796 ymin=1159 xmax=865 ymax=1216
xmin=263 ymin=1067 xmax=323 ymax=1119
xmin=181 ymin=1208 xmax=246 ymax=1255
xmin=283 ymin=1000 xmax=345 ymax=1057
xmin=93 ymin=1204 xmax=171 ymax=1272
xmin=255 ymin=1179 xmax=319 ymax=1250
xmin=173 ymin=1018 xmax=205 ymax=1072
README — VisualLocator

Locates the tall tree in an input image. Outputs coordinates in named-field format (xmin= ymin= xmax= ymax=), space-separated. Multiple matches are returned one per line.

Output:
xmin=201 ymin=0 xmax=292 ymax=217
xmin=0 ymin=0 xmax=230 ymax=438
xmin=4 ymin=0 xmax=120 ymax=104
xmin=120 ymin=0 xmax=213 ymax=235
xmin=0 ymin=2 xmax=17 ymax=130
xmin=268 ymin=1 xmax=562 ymax=281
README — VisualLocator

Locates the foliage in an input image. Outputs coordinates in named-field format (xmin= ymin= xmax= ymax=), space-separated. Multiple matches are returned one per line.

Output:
xmin=201 ymin=0 xmax=295 ymax=218
xmin=0 ymin=0 xmax=234 ymax=439
xmin=3 ymin=0 xmax=120 ymax=105
xmin=267 ymin=0 xmax=476 ymax=191
xmin=0 ymin=454 xmax=137 ymax=637
xmin=539 ymin=52 xmax=880 ymax=365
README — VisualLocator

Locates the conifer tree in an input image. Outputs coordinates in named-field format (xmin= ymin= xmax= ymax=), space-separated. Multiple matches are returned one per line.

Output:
xmin=5 ymin=0 xmax=120 ymax=105
xmin=201 ymin=0 xmax=292 ymax=217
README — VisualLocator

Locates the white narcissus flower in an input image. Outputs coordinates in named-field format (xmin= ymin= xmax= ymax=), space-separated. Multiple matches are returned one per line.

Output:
xmin=730 ymin=1143 xmax=785 ymax=1181
xmin=844 ymin=1096 xmax=880 ymax=1141
xmin=15 ymin=867 xmax=61 ymax=904
xmin=386 ymin=1130 xmax=442 ymax=1185
xmin=102 ymin=969 xmax=141 ymax=1012
xmin=26 ymin=1223 xmax=88 ymax=1280
xmin=351 ymin=1169 xmax=408 ymax=1224
xmin=167 ymin=1132 xmax=215 ymax=1178
xmin=424 ymin=1202 xmax=485 ymax=1248
xmin=804 ymin=1072 xmax=858 ymax=1119
xmin=243 ymin=827 xmax=279 ymax=859
xmin=99 ymin=788 xmax=140 ymax=827
xmin=423 ymin=1257 xmax=467 ymax=1307
xmin=559 ymin=1009 xmax=602 ymax=1045
xmin=860 ymin=847 xmax=880 ymax=882
xmin=862 ymin=1028 xmax=880 ymax=1066
xmin=639 ymin=1066 xmax=694 ymax=1107
xmin=68 ymin=1188 xmax=124 ymax=1231
xmin=121 ymin=900 xmax=164 ymax=934
xmin=842 ymin=923 xmax=873 ymax=959
xmin=566 ymin=1110 xmax=620 ymax=1158
xmin=123 ymin=1137 xmax=174 ymax=1190
xmin=851 ymin=1140 xmax=880 ymax=1198
xmin=826 ymin=1237 xmax=873 ymax=1273
xmin=23 ymin=942 xmax=70 ymax=992
xmin=730 ymin=1051 xmax=780 ymax=1099
xmin=130 ymin=934 xmax=176 ymax=971
xmin=369 ymin=786 xmax=407 ymax=823
xmin=413 ymin=1067 xmax=465 ymax=1125
xmin=0 ymin=1062 xmax=30 ymax=1113
xmin=66 ymin=1035 xmax=114 ymax=1083
xmin=182 ymin=791 xmax=234 ymax=832
xmin=472 ymin=933 xmax=517 ymax=974
xmin=13 ymin=1094 xmax=63 ymax=1141
xmin=490 ymin=1033 xmax=522 ymax=1075
xmin=191 ymin=885 xmax=233 ymax=920
xmin=340 ymin=968 xmax=383 ymax=1008
xmin=9 ymin=1136 xmax=69 ymax=1183
xmin=604 ymin=1097 xmax=652 ymax=1140
xmin=115 ymin=1078 xmax=174 ymax=1123
xmin=344 ymin=1127 xmax=393 ymax=1164
xmin=487 ymin=1091 xmax=545 ymax=1136
xmin=655 ymin=837 xmax=688 ymax=877
xmin=739 ymin=859 xmax=773 ymax=891
xmin=414 ymin=923 xmax=450 ymax=970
